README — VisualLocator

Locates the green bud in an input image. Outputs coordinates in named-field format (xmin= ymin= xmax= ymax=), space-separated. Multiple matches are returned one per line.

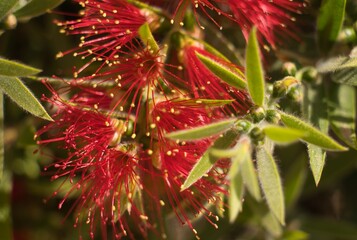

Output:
xmin=236 ymin=120 xmax=252 ymax=133
xmin=296 ymin=67 xmax=317 ymax=83
xmin=272 ymin=76 xmax=299 ymax=99
xmin=265 ymin=110 xmax=281 ymax=124
xmin=249 ymin=127 xmax=265 ymax=145
xmin=282 ymin=62 xmax=297 ymax=76
xmin=250 ymin=107 xmax=266 ymax=123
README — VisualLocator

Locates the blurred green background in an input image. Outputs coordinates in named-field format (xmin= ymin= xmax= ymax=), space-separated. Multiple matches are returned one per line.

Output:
xmin=1 ymin=0 xmax=357 ymax=240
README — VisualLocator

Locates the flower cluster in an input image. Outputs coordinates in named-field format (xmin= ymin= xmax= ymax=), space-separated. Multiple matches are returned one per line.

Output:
xmin=36 ymin=0 xmax=303 ymax=239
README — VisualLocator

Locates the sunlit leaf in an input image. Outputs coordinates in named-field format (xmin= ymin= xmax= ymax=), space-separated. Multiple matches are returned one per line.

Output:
xmin=14 ymin=0 xmax=64 ymax=19
xmin=240 ymin=141 xmax=261 ymax=201
xmin=196 ymin=52 xmax=247 ymax=90
xmin=263 ymin=125 xmax=306 ymax=144
xmin=0 ymin=58 xmax=41 ymax=77
xmin=0 ymin=0 xmax=18 ymax=21
xmin=166 ymin=118 xmax=236 ymax=141
xmin=229 ymin=170 xmax=244 ymax=223
xmin=138 ymin=22 xmax=159 ymax=52
xmin=279 ymin=111 xmax=347 ymax=151
xmin=181 ymin=130 xmax=238 ymax=190
xmin=246 ymin=26 xmax=265 ymax=106
xmin=257 ymin=147 xmax=285 ymax=225
xmin=302 ymin=80 xmax=330 ymax=185
xmin=0 ymin=76 xmax=52 ymax=121
xmin=171 ymin=98 xmax=234 ymax=107
xmin=328 ymin=83 xmax=357 ymax=149
xmin=317 ymin=0 xmax=346 ymax=51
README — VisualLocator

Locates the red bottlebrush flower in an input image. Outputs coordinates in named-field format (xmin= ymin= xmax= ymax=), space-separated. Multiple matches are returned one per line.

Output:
xmin=63 ymin=148 xmax=147 ymax=240
xmin=35 ymin=82 xmax=127 ymax=179
xmin=227 ymin=0 xmax=305 ymax=47
xmin=56 ymin=0 xmax=149 ymax=75
xmin=150 ymin=99 xmax=229 ymax=234
xmin=183 ymin=46 xmax=251 ymax=115
xmin=78 ymin=45 xmax=186 ymax=131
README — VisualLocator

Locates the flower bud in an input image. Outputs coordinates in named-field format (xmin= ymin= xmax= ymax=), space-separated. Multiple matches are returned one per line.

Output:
xmin=250 ymin=107 xmax=265 ymax=123
xmin=249 ymin=127 xmax=265 ymax=145
xmin=236 ymin=120 xmax=252 ymax=133
xmin=265 ymin=110 xmax=281 ymax=124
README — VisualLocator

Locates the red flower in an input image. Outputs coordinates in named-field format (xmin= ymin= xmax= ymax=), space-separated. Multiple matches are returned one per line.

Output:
xmin=227 ymin=0 xmax=305 ymax=47
xmin=183 ymin=45 xmax=251 ymax=115
xmin=36 ymin=81 xmax=126 ymax=180
xmin=56 ymin=0 xmax=149 ymax=75
xmin=64 ymin=148 xmax=146 ymax=240
xmin=150 ymin=99 xmax=229 ymax=234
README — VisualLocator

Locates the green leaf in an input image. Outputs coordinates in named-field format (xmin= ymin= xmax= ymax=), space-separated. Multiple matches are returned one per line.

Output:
xmin=171 ymin=98 xmax=234 ymax=107
xmin=0 ymin=76 xmax=52 ymax=121
xmin=246 ymin=26 xmax=265 ymax=106
xmin=328 ymin=83 xmax=357 ymax=149
xmin=261 ymin=211 xmax=283 ymax=238
xmin=279 ymin=112 xmax=347 ymax=151
xmin=302 ymin=80 xmax=330 ymax=185
xmin=317 ymin=0 xmax=346 ymax=51
xmin=0 ymin=58 xmax=41 ymax=77
xmin=263 ymin=125 xmax=306 ymax=144
xmin=181 ymin=130 xmax=238 ymax=190
xmin=240 ymin=140 xmax=261 ymax=201
xmin=166 ymin=118 xmax=236 ymax=141
xmin=228 ymin=170 xmax=244 ymax=223
xmin=0 ymin=0 xmax=18 ymax=21
xmin=14 ymin=0 xmax=64 ymax=19
xmin=257 ymin=147 xmax=285 ymax=225
xmin=196 ymin=52 xmax=247 ymax=90
xmin=138 ymin=23 xmax=159 ymax=52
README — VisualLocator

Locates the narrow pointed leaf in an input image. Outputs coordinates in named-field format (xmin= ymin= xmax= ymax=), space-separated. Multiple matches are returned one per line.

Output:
xmin=196 ymin=52 xmax=247 ymax=90
xmin=240 ymin=149 xmax=261 ymax=201
xmin=317 ymin=0 xmax=346 ymax=51
xmin=263 ymin=125 xmax=306 ymax=144
xmin=257 ymin=147 xmax=285 ymax=225
xmin=0 ymin=76 xmax=52 ymax=121
xmin=229 ymin=171 xmax=244 ymax=223
xmin=0 ymin=58 xmax=41 ymax=77
xmin=279 ymin=112 xmax=347 ymax=151
xmin=328 ymin=83 xmax=357 ymax=149
xmin=261 ymin=211 xmax=283 ymax=237
xmin=138 ymin=23 xmax=159 ymax=52
xmin=246 ymin=26 xmax=265 ymax=106
xmin=171 ymin=98 xmax=234 ymax=107
xmin=182 ymin=130 xmax=238 ymax=190
xmin=14 ymin=0 xmax=63 ymax=18
xmin=302 ymin=81 xmax=329 ymax=185
xmin=166 ymin=118 xmax=236 ymax=141
xmin=0 ymin=0 xmax=18 ymax=20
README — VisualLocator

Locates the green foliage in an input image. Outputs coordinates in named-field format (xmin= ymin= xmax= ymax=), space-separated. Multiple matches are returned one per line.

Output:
xmin=196 ymin=52 xmax=247 ymax=89
xmin=317 ymin=0 xmax=346 ymax=51
xmin=0 ymin=76 xmax=52 ymax=121
xmin=0 ymin=0 xmax=18 ymax=21
xmin=14 ymin=0 xmax=64 ymax=19
xmin=280 ymin=111 xmax=347 ymax=151
xmin=0 ymin=58 xmax=41 ymax=76
xmin=246 ymin=26 xmax=265 ymax=106
xmin=257 ymin=147 xmax=285 ymax=225
xmin=165 ymin=118 xmax=236 ymax=140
